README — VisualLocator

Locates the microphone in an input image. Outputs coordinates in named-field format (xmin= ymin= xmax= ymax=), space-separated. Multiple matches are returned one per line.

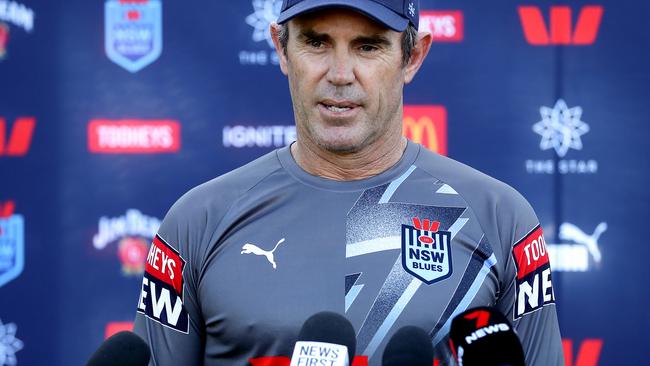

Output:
xmin=382 ymin=326 xmax=433 ymax=366
xmin=449 ymin=306 xmax=525 ymax=366
xmin=86 ymin=331 xmax=151 ymax=366
xmin=290 ymin=311 xmax=357 ymax=366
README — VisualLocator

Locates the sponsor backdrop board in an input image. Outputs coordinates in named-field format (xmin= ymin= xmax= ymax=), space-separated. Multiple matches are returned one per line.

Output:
xmin=0 ymin=0 xmax=649 ymax=365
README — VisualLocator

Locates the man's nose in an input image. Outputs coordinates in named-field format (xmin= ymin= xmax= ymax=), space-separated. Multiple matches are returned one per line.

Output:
xmin=326 ymin=47 xmax=355 ymax=86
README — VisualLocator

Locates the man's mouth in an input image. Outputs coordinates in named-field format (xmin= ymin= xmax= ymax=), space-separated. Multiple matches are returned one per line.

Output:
xmin=319 ymin=100 xmax=359 ymax=114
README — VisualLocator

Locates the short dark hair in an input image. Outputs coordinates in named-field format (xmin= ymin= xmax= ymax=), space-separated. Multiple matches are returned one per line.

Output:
xmin=277 ymin=23 xmax=418 ymax=66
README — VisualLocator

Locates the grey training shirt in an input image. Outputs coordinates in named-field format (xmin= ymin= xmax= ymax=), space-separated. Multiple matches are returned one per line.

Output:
xmin=134 ymin=141 xmax=563 ymax=365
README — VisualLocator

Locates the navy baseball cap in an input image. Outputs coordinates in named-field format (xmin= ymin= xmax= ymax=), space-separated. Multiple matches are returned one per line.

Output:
xmin=276 ymin=0 xmax=419 ymax=31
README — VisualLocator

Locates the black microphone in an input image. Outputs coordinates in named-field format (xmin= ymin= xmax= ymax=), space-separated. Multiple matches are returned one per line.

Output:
xmin=86 ymin=331 xmax=151 ymax=366
xmin=382 ymin=325 xmax=434 ymax=366
xmin=449 ymin=306 xmax=525 ymax=366
xmin=290 ymin=311 xmax=357 ymax=366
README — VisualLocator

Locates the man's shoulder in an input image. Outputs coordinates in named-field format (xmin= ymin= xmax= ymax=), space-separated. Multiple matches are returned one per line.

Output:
xmin=414 ymin=146 xmax=530 ymax=211
xmin=169 ymin=149 xmax=285 ymax=218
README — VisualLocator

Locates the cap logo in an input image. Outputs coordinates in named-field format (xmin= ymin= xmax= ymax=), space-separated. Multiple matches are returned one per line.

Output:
xmin=408 ymin=2 xmax=416 ymax=18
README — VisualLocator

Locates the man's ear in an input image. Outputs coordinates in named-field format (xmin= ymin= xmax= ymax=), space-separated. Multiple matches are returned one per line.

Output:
xmin=270 ymin=22 xmax=289 ymax=76
xmin=404 ymin=32 xmax=432 ymax=84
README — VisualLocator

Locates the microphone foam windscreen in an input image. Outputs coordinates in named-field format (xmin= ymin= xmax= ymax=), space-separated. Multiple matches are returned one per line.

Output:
xmin=297 ymin=311 xmax=357 ymax=359
xmin=86 ymin=331 xmax=151 ymax=366
xmin=382 ymin=326 xmax=433 ymax=366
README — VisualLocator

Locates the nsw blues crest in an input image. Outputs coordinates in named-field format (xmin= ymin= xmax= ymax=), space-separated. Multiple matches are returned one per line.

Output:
xmin=401 ymin=218 xmax=452 ymax=284
xmin=105 ymin=0 xmax=162 ymax=73
xmin=0 ymin=214 xmax=24 ymax=288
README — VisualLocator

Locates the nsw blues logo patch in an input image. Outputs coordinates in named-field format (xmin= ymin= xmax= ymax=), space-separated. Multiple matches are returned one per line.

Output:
xmin=401 ymin=218 xmax=452 ymax=284
xmin=105 ymin=0 xmax=162 ymax=73
xmin=0 ymin=213 xmax=24 ymax=288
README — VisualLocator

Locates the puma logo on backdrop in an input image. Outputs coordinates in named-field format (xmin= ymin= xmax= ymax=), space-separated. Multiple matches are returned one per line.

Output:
xmin=241 ymin=238 xmax=286 ymax=269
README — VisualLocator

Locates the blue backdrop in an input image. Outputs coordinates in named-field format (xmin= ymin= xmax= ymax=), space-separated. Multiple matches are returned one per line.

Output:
xmin=1 ymin=0 xmax=649 ymax=365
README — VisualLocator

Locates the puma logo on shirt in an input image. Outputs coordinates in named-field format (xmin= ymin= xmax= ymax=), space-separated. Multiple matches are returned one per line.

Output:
xmin=241 ymin=238 xmax=286 ymax=269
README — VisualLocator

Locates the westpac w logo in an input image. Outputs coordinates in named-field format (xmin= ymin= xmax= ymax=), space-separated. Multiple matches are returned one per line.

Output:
xmin=518 ymin=5 xmax=603 ymax=45
xmin=401 ymin=218 xmax=452 ymax=284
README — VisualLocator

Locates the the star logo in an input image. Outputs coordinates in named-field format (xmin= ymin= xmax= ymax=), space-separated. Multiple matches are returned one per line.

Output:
xmin=245 ymin=0 xmax=283 ymax=48
xmin=533 ymin=99 xmax=590 ymax=157
xmin=408 ymin=2 xmax=416 ymax=18
xmin=0 ymin=319 xmax=23 ymax=366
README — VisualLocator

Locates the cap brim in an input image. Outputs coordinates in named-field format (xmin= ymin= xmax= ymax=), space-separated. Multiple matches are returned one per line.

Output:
xmin=276 ymin=0 xmax=409 ymax=32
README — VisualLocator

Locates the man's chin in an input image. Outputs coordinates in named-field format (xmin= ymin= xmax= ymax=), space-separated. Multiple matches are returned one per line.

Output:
xmin=314 ymin=135 xmax=373 ymax=155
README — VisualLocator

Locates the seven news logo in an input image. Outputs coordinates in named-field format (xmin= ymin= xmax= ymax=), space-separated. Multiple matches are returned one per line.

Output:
xmin=519 ymin=5 xmax=603 ymax=45
xmin=0 ymin=117 xmax=35 ymax=157
xmin=88 ymin=119 xmax=180 ymax=154
xmin=403 ymin=105 xmax=447 ymax=156
xmin=419 ymin=11 xmax=463 ymax=42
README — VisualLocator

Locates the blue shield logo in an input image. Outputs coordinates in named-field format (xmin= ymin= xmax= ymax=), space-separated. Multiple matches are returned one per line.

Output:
xmin=401 ymin=223 xmax=452 ymax=284
xmin=0 ymin=215 xmax=25 ymax=288
xmin=105 ymin=0 xmax=162 ymax=73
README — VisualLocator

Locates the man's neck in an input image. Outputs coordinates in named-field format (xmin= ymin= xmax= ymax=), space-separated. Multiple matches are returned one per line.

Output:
xmin=290 ymin=135 xmax=409 ymax=181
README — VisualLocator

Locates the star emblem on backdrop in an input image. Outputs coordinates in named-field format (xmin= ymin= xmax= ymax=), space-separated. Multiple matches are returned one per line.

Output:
xmin=533 ymin=99 xmax=590 ymax=157
xmin=246 ymin=0 xmax=283 ymax=48
xmin=0 ymin=319 xmax=23 ymax=366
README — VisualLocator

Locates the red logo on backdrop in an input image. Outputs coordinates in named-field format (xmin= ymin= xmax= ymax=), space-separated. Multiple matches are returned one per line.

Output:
xmin=403 ymin=105 xmax=447 ymax=156
xmin=118 ymin=237 xmax=149 ymax=274
xmin=0 ymin=23 xmax=9 ymax=59
xmin=563 ymin=339 xmax=603 ymax=366
xmin=512 ymin=225 xmax=555 ymax=319
xmin=88 ymin=119 xmax=181 ymax=153
xmin=104 ymin=322 xmax=134 ymax=339
xmin=0 ymin=201 xmax=15 ymax=218
xmin=419 ymin=11 xmax=464 ymax=42
xmin=518 ymin=6 xmax=604 ymax=45
xmin=0 ymin=117 xmax=35 ymax=157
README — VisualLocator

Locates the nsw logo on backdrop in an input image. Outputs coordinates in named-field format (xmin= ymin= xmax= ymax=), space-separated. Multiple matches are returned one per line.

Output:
xmin=0 ymin=201 xmax=24 ymax=288
xmin=401 ymin=218 xmax=452 ymax=284
xmin=105 ymin=0 xmax=162 ymax=73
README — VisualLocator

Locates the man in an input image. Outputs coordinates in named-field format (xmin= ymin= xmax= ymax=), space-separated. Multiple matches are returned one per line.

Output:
xmin=134 ymin=1 xmax=564 ymax=365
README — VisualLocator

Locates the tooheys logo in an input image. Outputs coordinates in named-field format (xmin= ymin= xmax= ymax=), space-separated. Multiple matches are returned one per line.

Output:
xmin=88 ymin=119 xmax=180 ymax=153
xmin=403 ymin=105 xmax=447 ymax=156
xmin=418 ymin=11 xmax=463 ymax=42
xmin=137 ymin=235 xmax=189 ymax=333
xmin=0 ymin=117 xmax=35 ymax=157
xmin=518 ymin=5 xmax=604 ymax=46
xmin=512 ymin=225 xmax=555 ymax=319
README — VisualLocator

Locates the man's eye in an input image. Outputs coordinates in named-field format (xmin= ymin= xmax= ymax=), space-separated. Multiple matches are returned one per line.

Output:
xmin=360 ymin=45 xmax=378 ymax=52
xmin=308 ymin=39 xmax=323 ymax=48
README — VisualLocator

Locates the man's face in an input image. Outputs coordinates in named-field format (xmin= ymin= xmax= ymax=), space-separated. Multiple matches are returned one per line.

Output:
xmin=275 ymin=9 xmax=408 ymax=154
